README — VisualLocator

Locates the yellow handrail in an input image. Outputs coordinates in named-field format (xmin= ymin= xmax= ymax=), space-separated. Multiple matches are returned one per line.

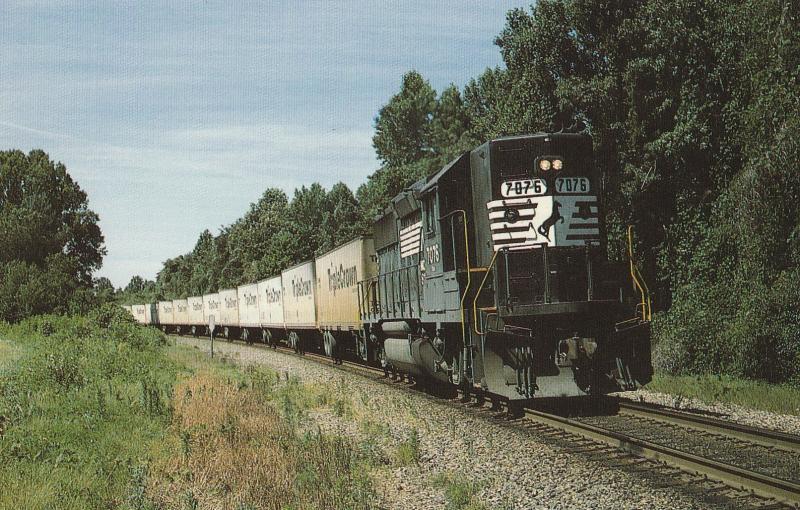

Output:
xmin=452 ymin=210 xmax=471 ymax=348
xmin=627 ymin=225 xmax=652 ymax=321
xmin=472 ymin=249 xmax=500 ymax=336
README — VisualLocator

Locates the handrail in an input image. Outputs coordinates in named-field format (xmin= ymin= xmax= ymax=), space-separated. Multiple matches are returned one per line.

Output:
xmin=472 ymin=249 xmax=500 ymax=336
xmin=360 ymin=264 xmax=420 ymax=319
xmin=439 ymin=210 xmax=472 ymax=348
xmin=627 ymin=225 xmax=652 ymax=321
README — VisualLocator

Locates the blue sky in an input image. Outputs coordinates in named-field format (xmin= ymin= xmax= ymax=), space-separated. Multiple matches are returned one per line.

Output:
xmin=1 ymin=1 xmax=526 ymax=287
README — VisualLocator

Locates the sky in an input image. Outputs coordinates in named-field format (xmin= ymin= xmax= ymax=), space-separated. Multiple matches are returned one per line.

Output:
xmin=1 ymin=1 xmax=527 ymax=287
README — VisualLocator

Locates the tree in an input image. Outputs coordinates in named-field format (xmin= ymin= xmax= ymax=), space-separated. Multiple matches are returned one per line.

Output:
xmin=0 ymin=150 xmax=106 ymax=321
xmin=226 ymin=188 xmax=291 ymax=283
xmin=372 ymin=71 xmax=437 ymax=168
xmin=117 ymin=275 xmax=157 ymax=305
xmin=288 ymin=183 xmax=330 ymax=262
xmin=319 ymin=182 xmax=363 ymax=254
xmin=430 ymin=85 xmax=474 ymax=158
xmin=93 ymin=276 xmax=115 ymax=301
xmin=0 ymin=149 xmax=105 ymax=282
xmin=188 ymin=230 xmax=217 ymax=294
xmin=124 ymin=275 xmax=147 ymax=294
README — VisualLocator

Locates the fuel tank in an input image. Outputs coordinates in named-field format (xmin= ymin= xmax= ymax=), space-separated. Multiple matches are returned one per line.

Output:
xmin=381 ymin=321 xmax=450 ymax=383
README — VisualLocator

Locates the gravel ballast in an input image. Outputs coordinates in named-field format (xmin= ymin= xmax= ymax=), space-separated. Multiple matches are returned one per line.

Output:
xmin=616 ymin=389 xmax=800 ymax=436
xmin=176 ymin=338 xmax=786 ymax=510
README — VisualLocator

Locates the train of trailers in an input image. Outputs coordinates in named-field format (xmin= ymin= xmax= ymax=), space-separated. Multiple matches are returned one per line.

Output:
xmin=125 ymin=131 xmax=654 ymax=407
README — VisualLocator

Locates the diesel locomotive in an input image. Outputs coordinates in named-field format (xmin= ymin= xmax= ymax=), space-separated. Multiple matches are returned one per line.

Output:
xmin=129 ymin=131 xmax=653 ymax=405
xmin=358 ymin=131 xmax=652 ymax=403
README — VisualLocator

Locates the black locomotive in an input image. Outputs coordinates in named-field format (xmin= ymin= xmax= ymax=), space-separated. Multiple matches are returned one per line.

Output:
xmin=358 ymin=131 xmax=653 ymax=403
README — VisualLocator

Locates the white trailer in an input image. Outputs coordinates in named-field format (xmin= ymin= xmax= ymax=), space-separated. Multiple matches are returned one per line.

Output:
xmin=218 ymin=288 xmax=239 ymax=338
xmin=315 ymin=237 xmax=376 ymax=329
xmin=157 ymin=301 xmax=174 ymax=331
xmin=172 ymin=299 xmax=189 ymax=332
xmin=281 ymin=260 xmax=317 ymax=351
xmin=236 ymin=283 xmax=260 ymax=342
xmin=132 ymin=304 xmax=147 ymax=324
xmin=202 ymin=293 xmax=221 ymax=334
xmin=314 ymin=237 xmax=377 ymax=359
xmin=258 ymin=275 xmax=284 ymax=327
xmin=187 ymin=296 xmax=204 ymax=324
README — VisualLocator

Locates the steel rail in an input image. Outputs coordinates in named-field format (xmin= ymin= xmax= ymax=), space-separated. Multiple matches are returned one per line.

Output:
xmin=524 ymin=406 xmax=800 ymax=507
xmin=617 ymin=400 xmax=800 ymax=454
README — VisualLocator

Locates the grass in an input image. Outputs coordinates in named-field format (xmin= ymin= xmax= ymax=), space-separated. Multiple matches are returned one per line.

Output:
xmin=0 ymin=309 xmax=176 ymax=510
xmin=148 ymin=368 xmax=376 ymax=510
xmin=393 ymin=427 xmax=421 ymax=466
xmin=0 ymin=308 xmax=378 ymax=510
xmin=647 ymin=373 xmax=800 ymax=416
xmin=0 ymin=337 xmax=27 ymax=372
xmin=431 ymin=472 xmax=487 ymax=510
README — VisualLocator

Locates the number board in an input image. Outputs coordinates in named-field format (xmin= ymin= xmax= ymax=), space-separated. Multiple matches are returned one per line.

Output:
xmin=501 ymin=179 xmax=547 ymax=198
xmin=555 ymin=177 xmax=591 ymax=194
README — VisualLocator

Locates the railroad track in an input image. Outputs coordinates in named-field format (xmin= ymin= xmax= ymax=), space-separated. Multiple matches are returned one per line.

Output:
xmin=526 ymin=406 xmax=800 ymax=508
xmin=175 ymin=335 xmax=800 ymax=509
xmin=615 ymin=400 xmax=800 ymax=454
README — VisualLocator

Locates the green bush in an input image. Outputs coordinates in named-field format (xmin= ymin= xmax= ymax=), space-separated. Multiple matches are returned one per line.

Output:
xmin=0 ymin=313 xmax=175 ymax=510
xmin=655 ymin=269 xmax=800 ymax=385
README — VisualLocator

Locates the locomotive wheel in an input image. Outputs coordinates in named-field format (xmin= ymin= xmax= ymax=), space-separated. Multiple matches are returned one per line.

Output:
xmin=355 ymin=332 xmax=368 ymax=361
xmin=378 ymin=347 xmax=390 ymax=376
xmin=450 ymin=352 xmax=462 ymax=386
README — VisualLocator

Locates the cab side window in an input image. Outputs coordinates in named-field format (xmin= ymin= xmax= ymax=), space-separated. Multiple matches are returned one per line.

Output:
xmin=423 ymin=193 xmax=437 ymax=235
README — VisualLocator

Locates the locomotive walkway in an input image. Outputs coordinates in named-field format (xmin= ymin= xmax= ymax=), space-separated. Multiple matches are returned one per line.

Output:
xmin=174 ymin=335 xmax=799 ymax=509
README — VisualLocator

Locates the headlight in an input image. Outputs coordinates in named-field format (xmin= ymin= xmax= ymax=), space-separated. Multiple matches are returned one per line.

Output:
xmin=539 ymin=159 xmax=551 ymax=171
xmin=552 ymin=159 xmax=563 ymax=170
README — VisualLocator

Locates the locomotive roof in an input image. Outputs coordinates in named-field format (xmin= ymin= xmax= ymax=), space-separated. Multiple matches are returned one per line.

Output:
xmin=378 ymin=132 xmax=592 ymax=219
xmin=377 ymin=177 xmax=425 ymax=220
xmin=419 ymin=152 xmax=469 ymax=194
xmin=488 ymin=131 xmax=590 ymax=144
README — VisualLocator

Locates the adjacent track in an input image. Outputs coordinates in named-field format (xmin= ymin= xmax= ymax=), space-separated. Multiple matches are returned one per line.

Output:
xmin=615 ymin=400 xmax=800 ymax=454
xmin=175 ymin=335 xmax=800 ymax=508
xmin=525 ymin=406 xmax=800 ymax=508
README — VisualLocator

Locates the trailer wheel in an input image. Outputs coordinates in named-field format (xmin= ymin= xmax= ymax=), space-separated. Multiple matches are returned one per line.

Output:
xmin=288 ymin=331 xmax=300 ymax=354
